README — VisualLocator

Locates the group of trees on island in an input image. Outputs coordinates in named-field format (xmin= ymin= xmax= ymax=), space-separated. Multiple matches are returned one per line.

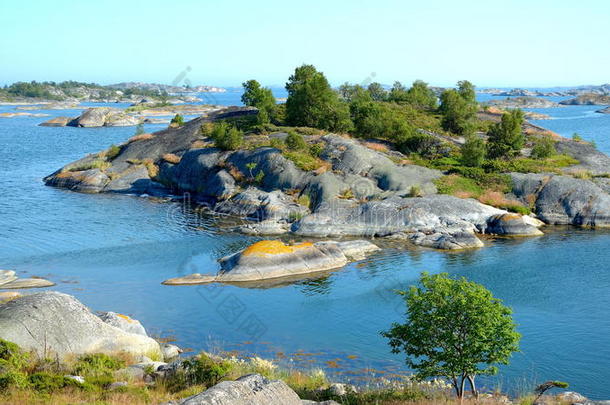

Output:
xmin=238 ymin=64 xmax=543 ymax=166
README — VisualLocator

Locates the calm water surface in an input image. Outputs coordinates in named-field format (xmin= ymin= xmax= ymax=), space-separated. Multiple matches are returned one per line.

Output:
xmin=1 ymin=95 xmax=609 ymax=398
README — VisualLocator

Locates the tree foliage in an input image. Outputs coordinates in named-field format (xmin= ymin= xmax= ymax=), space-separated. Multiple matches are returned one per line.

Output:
xmin=530 ymin=135 xmax=556 ymax=159
xmin=367 ymin=82 xmax=387 ymax=101
xmin=382 ymin=272 xmax=520 ymax=398
xmin=487 ymin=109 xmax=525 ymax=158
xmin=461 ymin=134 xmax=487 ymax=167
xmin=439 ymin=85 xmax=478 ymax=135
xmin=285 ymin=64 xmax=352 ymax=132
xmin=241 ymin=79 xmax=276 ymax=124
xmin=350 ymin=99 xmax=414 ymax=142
xmin=210 ymin=122 xmax=243 ymax=151
xmin=405 ymin=80 xmax=437 ymax=109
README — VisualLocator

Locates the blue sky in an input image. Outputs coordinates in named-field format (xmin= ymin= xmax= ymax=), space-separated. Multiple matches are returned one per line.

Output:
xmin=0 ymin=0 xmax=608 ymax=88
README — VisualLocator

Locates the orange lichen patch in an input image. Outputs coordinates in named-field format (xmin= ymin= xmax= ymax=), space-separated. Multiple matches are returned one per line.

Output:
xmin=228 ymin=166 xmax=244 ymax=181
xmin=162 ymin=153 xmax=181 ymax=164
xmin=128 ymin=133 xmax=154 ymax=143
xmin=242 ymin=240 xmax=314 ymax=257
xmin=346 ymin=355 xmax=358 ymax=360
xmin=116 ymin=313 xmax=136 ymax=323
xmin=496 ymin=213 xmax=522 ymax=221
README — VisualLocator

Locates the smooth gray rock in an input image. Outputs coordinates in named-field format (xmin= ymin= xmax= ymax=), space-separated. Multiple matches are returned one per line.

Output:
xmin=164 ymin=240 xmax=379 ymax=285
xmin=0 ymin=278 xmax=55 ymax=289
xmin=215 ymin=188 xmax=307 ymax=222
xmin=98 ymin=311 xmax=148 ymax=336
xmin=216 ymin=240 xmax=379 ymax=282
xmin=176 ymin=374 xmax=302 ymax=405
xmin=67 ymin=107 xmax=139 ymax=127
xmin=45 ymin=169 xmax=110 ymax=193
xmin=556 ymin=140 xmax=610 ymax=175
xmin=321 ymin=134 xmax=441 ymax=195
xmin=293 ymin=194 xmax=504 ymax=238
xmin=0 ymin=292 xmax=161 ymax=359
xmin=161 ymin=343 xmax=183 ymax=361
xmin=485 ymin=213 xmax=543 ymax=236
xmin=511 ymin=173 xmax=610 ymax=226
xmin=228 ymin=147 xmax=310 ymax=191
xmin=408 ymin=231 xmax=484 ymax=250
xmin=104 ymin=165 xmax=152 ymax=193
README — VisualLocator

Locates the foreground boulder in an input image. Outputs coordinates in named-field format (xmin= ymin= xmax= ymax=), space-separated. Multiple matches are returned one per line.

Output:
xmin=0 ymin=292 xmax=161 ymax=358
xmin=174 ymin=373 xmax=335 ymax=405
xmin=163 ymin=240 xmax=380 ymax=285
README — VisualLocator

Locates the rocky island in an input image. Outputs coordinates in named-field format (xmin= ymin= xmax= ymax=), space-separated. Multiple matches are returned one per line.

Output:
xmin=559 ymin=93 xmax=610 ymax=105
xmin=43 ymin=67 xmax=610 ymax=266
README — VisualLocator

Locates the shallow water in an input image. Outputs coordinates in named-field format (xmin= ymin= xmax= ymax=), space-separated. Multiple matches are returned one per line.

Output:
xmin=1 ymin=96 xmax=610 ymax=398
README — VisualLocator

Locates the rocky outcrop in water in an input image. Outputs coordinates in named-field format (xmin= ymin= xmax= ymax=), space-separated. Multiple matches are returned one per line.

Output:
xmin=39 ymin=107 xmax=141 ymax=127
xmin=0 ymin=292 xmax=161 ymax=358
xmin=163 ymin=240 xmax=380 ymax=285
xmin=487 ymin=97 xmax=560 ymax=108
xmin=48 ymin=107 xmax=610 ymax=250
xmin=510 ymin=173 xmax=610 ymax=227
xmin=559 ymin=93 xmax=610 ymax=106
xmin=0 ymin=269 xmax=54 ymax=289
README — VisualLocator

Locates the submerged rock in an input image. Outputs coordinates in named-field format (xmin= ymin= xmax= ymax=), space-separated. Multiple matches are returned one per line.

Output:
xmin=0 ymin=292 xmax=161 ymax=358
xmin=163 ymin=240 xmax=380 ymax=285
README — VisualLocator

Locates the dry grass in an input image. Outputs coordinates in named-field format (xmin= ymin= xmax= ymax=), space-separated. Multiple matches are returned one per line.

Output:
xmin=363 ymin=141 xmax=390 ymax=153
xmin=228 ymin=166 xmax=244 ymax=182
xmin=162 ymin=153 xmax=181 ymax=164
xmin=128 ymin=133 xmax=154 ymax=143
xmin=190 ymin=139 xmax=210 ymax=149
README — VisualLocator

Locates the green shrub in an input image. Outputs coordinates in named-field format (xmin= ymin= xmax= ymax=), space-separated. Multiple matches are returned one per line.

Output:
xmin=254 ymin=170 xmax=265 ymax=184
xmin=531 ymin=136 xmax=556 ymax=159
xmin=434 ymin=175 xmax=482 ymax=197
xmin=28 ymin=372 xmax=78 ymax=393
xmin=572 ymin=133 xmax=583 ymax=142
xmin=170 ymin=114 xmax=184 ymax=127
xmin=283 ymin=151 xmax=320 ymax=171
xmin=0 ymin=370 xmax=29 ymax=390
xmin=398 ymin=133 xmax=445 ymax=158
xmin=269 ymin=138 xmax=285 ymax=150
xmin=211 ymin=122 xmax=244 ymax=151
xmin=170 ymin=353 xmax=233 ymax=391
xmin=285 ymin=131 xmax=307 ymax=150
xmin=461 ymin=135 xmax=486 ymax=167
xmin=309 ymin=143 xmax=324 ymax=157
xmin=0 ymin=339 xmax=29 ymax=370
xmin=408 ymin=185 xmax=423 ymax=197
xmin=104 ymin=144 xmax=121 ymax=160
xmin=72 ymin=353 xmax=124 ymax=379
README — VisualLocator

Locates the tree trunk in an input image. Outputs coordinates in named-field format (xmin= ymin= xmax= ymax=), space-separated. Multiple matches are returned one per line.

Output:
xmin=467 ymin=375 xmax=478 ymax=399
xmin=459 ymin=375 xmax=467 ymax=403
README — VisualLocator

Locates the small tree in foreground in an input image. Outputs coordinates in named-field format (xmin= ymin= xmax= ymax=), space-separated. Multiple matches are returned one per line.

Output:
xmin=382 ymin=273 xmax=520 ymax=399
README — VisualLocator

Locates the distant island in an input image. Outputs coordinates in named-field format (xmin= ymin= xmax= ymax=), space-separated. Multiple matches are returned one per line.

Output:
xmin=478 ymin=83 xmax=610 ymax=97
xmin=0 ymin=80 xmax=226 ymax=104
